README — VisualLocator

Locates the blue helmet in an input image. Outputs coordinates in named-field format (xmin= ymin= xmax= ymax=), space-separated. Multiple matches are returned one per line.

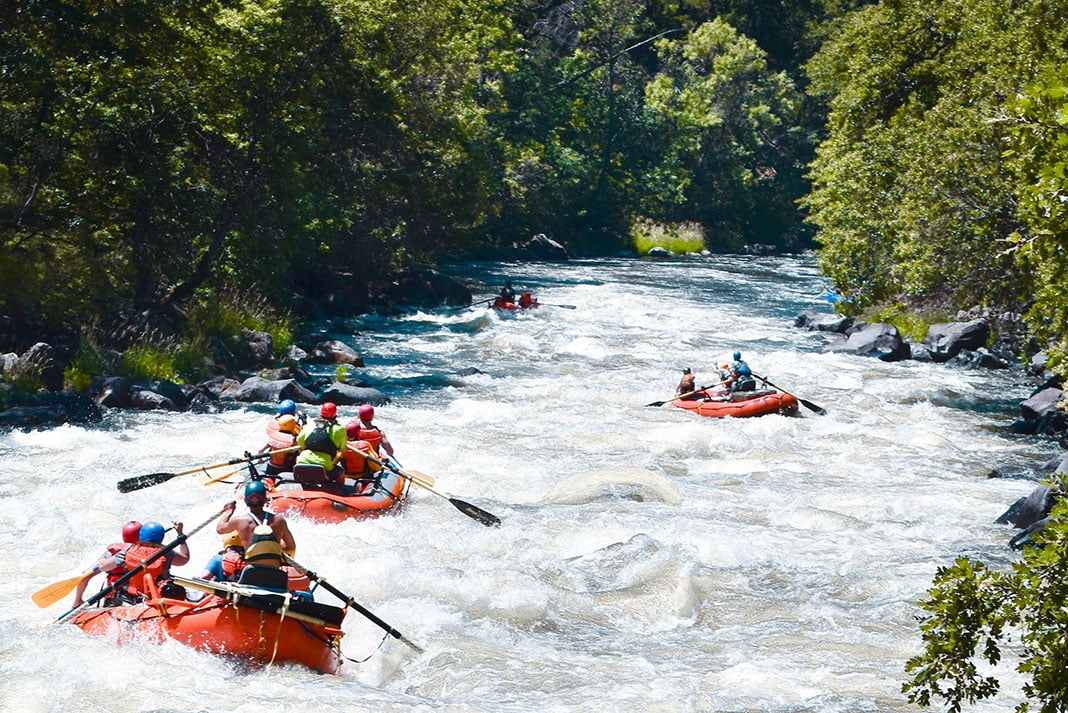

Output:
xmin=139 ymin=521 xmax=165 ymax=544
xmin=733 ymin=351 xmax=742 ymax=361
xmin=278 ymin=399 xmax=296 ymax=415
xmin=244 ymin=480 xmax=267 ymax=507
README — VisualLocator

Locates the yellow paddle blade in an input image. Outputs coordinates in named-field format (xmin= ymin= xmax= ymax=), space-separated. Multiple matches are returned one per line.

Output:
xmin=31 ymin=572 xmax=92 ymax=608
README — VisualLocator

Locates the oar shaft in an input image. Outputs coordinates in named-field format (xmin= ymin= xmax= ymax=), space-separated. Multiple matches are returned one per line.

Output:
xmin=284 ymin=556 xmax=423 ymax=653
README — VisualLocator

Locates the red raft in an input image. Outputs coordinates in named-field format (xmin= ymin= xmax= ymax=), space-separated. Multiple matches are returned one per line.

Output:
xmin=266 ymin=468 xmax=408 ymax=524
xmin=672 ymin=387 xmax=799 ymax=418
xmin=492 ymin=293 xmax=539 ymax=311
xmin=69 ymin=574 xmax=346 ymax=674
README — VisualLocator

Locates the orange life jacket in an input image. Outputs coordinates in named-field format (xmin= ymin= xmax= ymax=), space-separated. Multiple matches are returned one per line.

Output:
xmin=352 ymin=424 xmax=382 ymax=453
xmin=116 ymin=543 xmax=168 ymax=598
xmin=221 ymin=549 xmax=247 ymax=581
xmin=342 ymin=440 xmax=372 ymax=475
xmin=104 ymin=542 xmax=130 ymax=585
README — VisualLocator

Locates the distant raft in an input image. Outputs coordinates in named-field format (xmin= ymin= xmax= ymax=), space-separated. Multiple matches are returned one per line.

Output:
xmin=70 ymin=572 xmax=346 ymax=674
xmin=492 ymin=293 xmax=539 ymax=311
xmin=671 ymin=387 xmax=799 ymax=418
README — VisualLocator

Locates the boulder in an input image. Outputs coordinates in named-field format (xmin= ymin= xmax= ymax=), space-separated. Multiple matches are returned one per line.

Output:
xmin=828 ymin=322 xmax=911 ymax=361
xmin=318 ymin=381 xmax=390 ymax=406
xmin=646 ymin=246 xmax=674 ymax=258
xmin=232 ymin=377 xmax=318 ymax=404
xmin=996 ymin=484 xmax=1057 ymax=528
xmin=236 ymin=328 xmax=274 ymax=369
xmin=90 ymin=376 xmax=132 ymax=408
xmin=795 ymin=310 xmax=854 ymax=334
xmin=128 ymin=387 xmax=180 ymax=411
xmin=1021 ymin=386 xmax=1064 ymax=420
xmin=523 ymin=233 xmax=570 ymax=261
xmin=304 ymin=339 xmax=363 ymax=367
xmin=380 ymin=269 xmax=472 ymax=308
xmin=923 ymin=319 xmax=990 ymax=363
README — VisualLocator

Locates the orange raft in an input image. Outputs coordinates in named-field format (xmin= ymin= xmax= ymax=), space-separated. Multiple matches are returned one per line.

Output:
xmin=672 ymin=387 xmax=799 ymax=418
xmin=266 ymin=468 xmax=408 ymax=523
xmin=69 ymin=576 xmax=346 ymax=674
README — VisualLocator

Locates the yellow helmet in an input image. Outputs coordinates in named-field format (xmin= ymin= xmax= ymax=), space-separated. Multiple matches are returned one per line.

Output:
xmin=277 ymin=414 xmax=300 ymax=434
xmin=221 ymin=530 xmax=243 ymax=550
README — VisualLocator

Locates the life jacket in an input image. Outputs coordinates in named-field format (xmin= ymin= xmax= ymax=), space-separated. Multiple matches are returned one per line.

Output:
xmin=342 ymin=440 xmax=372 ymax=475
xmin=220 ymin=548 xmax=247 ymax=581
xmin=245 ymin=536 xmax=284 ymax=569
xmin=265 ymin=419 xmax=298 ymax=467
xmin=303 ymin=422 xmax=339 ymax=458
xmin=519 ymin=292 xmax=533 ymax=307
xmin=104 ymin=543 xmax=130 ymax=585
xmin=352 ymin=425 xmax=382 ymax=453
xmin=116 ymin=543 xmax=169 ymax=598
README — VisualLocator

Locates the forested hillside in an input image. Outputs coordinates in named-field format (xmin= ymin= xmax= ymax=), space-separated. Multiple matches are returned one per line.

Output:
xmin=4 ymin=0 xmax=1068 ymax=382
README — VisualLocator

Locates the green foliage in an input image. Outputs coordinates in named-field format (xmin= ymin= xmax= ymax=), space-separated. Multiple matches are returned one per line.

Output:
xmin=866 ymin=302 xmax=952 ymax=343
xmin=630 ymin=219 xmax=706 ymax=254
xmin=185 ymin=288 xmax=295 ymax=356
xmin=1004 ymin=62 xmax=1068 ymax=377
xmin=803 ymin=0 xmax=1060 ymax=313
xmin=904 ymin=482 xmax=1068 ymax=712
xmin=119 ymin=343 xmax=179 ymax=382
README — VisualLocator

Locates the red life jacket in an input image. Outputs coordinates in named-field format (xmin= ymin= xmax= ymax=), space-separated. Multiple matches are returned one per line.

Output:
xmin=220 ymin=549 xmax=247 ymax=581
xmin=116 ymin=543 xmax=168 ymax=598
xmin=104 ymin=542 xmax=130 ymax=585
xmin=353 ymin=424 xmax=383 ymax=453
xmin=342 ymin=440 xmax=372 ymax=475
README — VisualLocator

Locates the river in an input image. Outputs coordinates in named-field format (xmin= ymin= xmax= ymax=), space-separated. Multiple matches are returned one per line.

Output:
xmin=1 ymin=255 xmax=1043 ymax=712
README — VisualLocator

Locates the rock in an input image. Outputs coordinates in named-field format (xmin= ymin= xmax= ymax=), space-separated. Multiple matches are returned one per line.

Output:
xmin=305 ymin=339 xmax=363 ymax=367
xmin=318 ymin=381 xmax=390 ymax=406
xmin=236 ymin=328 xmax=274 ymax=369
xmin=523 ymin=233 xmax=570 ymax=261
xmin=380 ymin=269 xmax=472 ymax=308
xmin=90 ymin=376 xmax=132 ymax=408
xmin=996 ymin=484 xmax=1057 ymax=528
xmin=795 ymin=310 xmax=854 ymax=334
xmin=945 ymin=348 xmax=1009 ymax=370
xmin=923 ymin=319 xmax=991 ymax=363
xmin=1021 ymin=386 xmax=1064 ymax=420
xmin=128 ymin=387 xmax=180 ymax=411
xmin=646 ymin=246 xmax=674 ymax=258
xmin=828 ymin=322 xmax=911 ymax=361
xmin=232 ymin=377 xmax=318 ymax=404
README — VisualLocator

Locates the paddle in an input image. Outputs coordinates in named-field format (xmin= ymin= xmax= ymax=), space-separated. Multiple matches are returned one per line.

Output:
xmin=538 ymin=303 xmax=577 ymax=310
xmin=752 ymin=373 xmax=826 ymax=415
xmin=116 ymin=447 xmax=297 ymax=493
xmin=52 ymin=506 xmax=227 ymax=622
xmin=645 ymin=379 xmax=729 ymax=407
xmin=363 ymin=451 xmax=501 ymax=527
xmin=284 ymin=555 xmax=424 ymax=654
xmin=32 ymin=572 xmax=94 ymax=609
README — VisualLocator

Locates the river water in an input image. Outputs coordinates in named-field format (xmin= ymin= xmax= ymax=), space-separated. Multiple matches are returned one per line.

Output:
xmin=1 ymin=255 xmax=1044 ymax=712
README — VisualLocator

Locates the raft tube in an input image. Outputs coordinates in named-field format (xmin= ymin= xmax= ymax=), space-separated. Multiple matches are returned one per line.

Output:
xmin=672 ymin=388 xmax=799 ymax=418
xmin=70 ymin=577 xmax=345 ymax=674
xmin=492 ymin=296 xmax=539 ymax=311
xmin=267 ymin=469 xmax=407 ymax=523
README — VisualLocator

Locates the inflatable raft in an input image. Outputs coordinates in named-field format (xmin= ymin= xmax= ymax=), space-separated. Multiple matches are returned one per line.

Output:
xmin=672 ymin=387 xmax=799 ymax=418
xmin=267 ymin=469 xmax=408 ymax=523
xmin=492 ymin=294 xmax=539 ymax=311
xmin=70 ymin=574 xmax=346 ymax=674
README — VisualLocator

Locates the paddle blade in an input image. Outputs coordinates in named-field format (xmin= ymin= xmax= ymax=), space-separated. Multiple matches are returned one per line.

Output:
xmin=450 ymin=497 xmax=501 ymax=527
xmin=645 ymin=399 xmax=668 ymax=407
xmin=32 ymin=572 xmax=91 ymax=608
xmin=800 ymin=398 xmax=827 ymax=416
xmin=116 ymin=472 xmax=178 ymax=493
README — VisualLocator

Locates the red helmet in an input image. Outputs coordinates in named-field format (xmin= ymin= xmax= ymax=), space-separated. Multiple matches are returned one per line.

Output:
xmin=121 ymin=520 xmax=143 ymax=543
xmin=344 ymin=419 xmax=361 ymax=438
xmin=358 ymin=403 xmax=374 ymax=421
xmin=320 ymin=402 xmax=337 ymax=419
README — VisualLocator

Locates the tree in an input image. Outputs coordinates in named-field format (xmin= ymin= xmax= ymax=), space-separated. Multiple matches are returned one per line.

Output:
xmin=802 ymin=0 xmax=1065 ymax=314
xmin=645 ymin=18 xmax=806 ymax=248
xmin=903 ymin=490 xmax=1068 ymax=712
